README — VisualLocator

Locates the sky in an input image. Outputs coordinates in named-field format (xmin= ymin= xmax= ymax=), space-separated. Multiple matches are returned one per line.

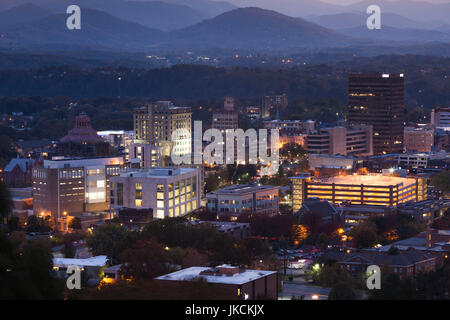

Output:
xmin=322 ymin=0 xmax=450 ymax=3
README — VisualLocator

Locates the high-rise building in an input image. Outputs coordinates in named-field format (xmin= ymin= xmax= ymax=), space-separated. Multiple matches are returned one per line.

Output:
xmin=348 ymin=73 xmax=405 ymax=154
xmin=307 ymin=124 xmax=373 ymax=156
xmin=212 ymin=97 xmax=238 ymax=131
xmin=133 ymin=101 xmax=192 ymax=164
xmin=262 ymin=94 xmax=288 ymax=119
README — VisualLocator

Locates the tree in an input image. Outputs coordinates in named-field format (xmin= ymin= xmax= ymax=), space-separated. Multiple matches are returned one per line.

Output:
xmin=316 ymin=233 xmax=329 ymax=251
xmin=328 ymin=282 xmax=356 ymax=300
xmin=121 ymin=239 xmax=169 ymax=280
xmin=351 ymin=225 xmax=378 ymax=249
xmin=431 ymin=170 xmax=450 ymax=192
xmin=0 ymin=231 xmax=64 ymax=299
xmin=87 ymin=224 xmax=136 ymax=264
xmin=26 ymin=215 xmax=52 ymax=233
xmin=69 ymin=217 xmax=82 ymax=230
xmin=0 ymin=181 xmax=12 ymax=225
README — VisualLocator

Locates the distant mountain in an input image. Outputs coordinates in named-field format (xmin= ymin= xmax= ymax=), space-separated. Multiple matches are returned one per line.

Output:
xmin=344 ymin=0 xmax=450 ymax=25
xmin=223 ymin=0 xmax=345 ymax=18
xmin=309 ymin=12 xmax=432 ymax=30
xmin=338 ymin=25 xmax=450 ymax=43
xmin=45 ymin=0 xmax=207 ymax=31
xmin=0 ymin=3 xmax=52 ymax=26
xmin=0 ymin=9 xmax=166 ymax=50
xmin=169 ymin=7 xmax=349 ymax=50
xmin=158 ymin=0 xmax=236 ymax=17
xmin=0 ymin=0 xmax=55 ymax=12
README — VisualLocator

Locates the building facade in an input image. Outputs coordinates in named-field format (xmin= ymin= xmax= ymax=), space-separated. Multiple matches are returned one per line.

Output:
xmin=32 ymin=156 xmax=126 ymax=224
xmin=348 ymin=73 xmax=405 ymax=154
xmin=133 ymin=101 xmax=192 ymax=163
xmin=206 ymin=184 xmax=279 ymax=217
xmin=110 ymin=167 xmax=201 ymax=219
xmin=404 ymin=126 xmax=434 ymax=153
xmin=262 ymin=94 xmax=288 ymax=119
xmin=307 ymin=124 xmax=373 ymax=157
xmin=304 ymin=174 xmax=426 ymax=206
xmin=431 ymin=107 xmax=450 ymax=128
xmin=212 ymin=97 xmax=238 ymax=131
xmin=155 ymin=265 xmax=278 ymax=300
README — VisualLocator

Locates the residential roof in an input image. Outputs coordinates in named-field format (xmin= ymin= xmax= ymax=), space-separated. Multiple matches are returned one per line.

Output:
xmin=297 ymin=198 xmax=338 ymax=218
xmin=4 ymin=158 xmax=33 ymax=172
xmin=324 ymin=250 xmax=435 ymax=267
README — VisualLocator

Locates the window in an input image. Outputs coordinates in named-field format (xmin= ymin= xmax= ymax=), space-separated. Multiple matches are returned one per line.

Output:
xmin=117 ymin=183 xmax=123 ymax=206
xmin=157 ymin=184 xmax=164 ymax=200
xmin=156 ymin=210 xmax=165 ymax=219
xmin=135 ymin=183 xmax=143 ymax=207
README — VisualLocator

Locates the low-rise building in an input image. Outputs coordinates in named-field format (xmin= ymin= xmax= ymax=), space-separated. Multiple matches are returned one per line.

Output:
xmin=324 ymin=250 xmax=438 ymax=279
xmin=304 ymin=174 xmax=426 ymax=206
xmin=295 ymin=198 xmax=342 ymax=225
xmin=155 ymin=264 xmax=278 ymax=300
xmin=206 ymin=184 xmax=279 ymax=217
xmin=110 ymin=167 xmax=201 ymax=219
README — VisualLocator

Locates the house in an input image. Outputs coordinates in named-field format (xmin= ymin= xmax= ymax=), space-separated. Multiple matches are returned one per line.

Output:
xmin=295 ymin=198 xmax=343 ymax=226
xmin=323 ymin=249 xmax=438 ymax=279
xmin=2 ymin=157 xmax=38 ymax=187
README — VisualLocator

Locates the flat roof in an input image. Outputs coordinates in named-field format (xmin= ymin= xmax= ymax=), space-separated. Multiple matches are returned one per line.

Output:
xmin=118 ymin=167 xmax=198 ymax=178
xmin=53 ymin=256 xmax=107 ymax=268
xmin=311 ymin=174 xmax=417 ymax=187
xmin=155 ymin=266 xmax=276 ymax=285
xmin=44 ymin=156 xmax=123 ymax=168
xmin=208 ymin=184 xmax=278 ymax=195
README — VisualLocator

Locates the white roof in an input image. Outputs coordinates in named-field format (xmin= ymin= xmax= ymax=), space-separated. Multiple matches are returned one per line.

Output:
xmin=156 ymin=266 xmax=276 ymax=285
xmin=53 ymin=255 xmax=108 ymax=268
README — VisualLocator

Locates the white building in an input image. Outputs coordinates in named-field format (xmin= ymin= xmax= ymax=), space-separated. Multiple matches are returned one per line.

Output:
xmin=110 ymin=167 xmax=201 ymax=219
xmin=431 ymin=107 xmax=450 ymax=128
xmin=206 ymin=184 xmax=279 ymax=216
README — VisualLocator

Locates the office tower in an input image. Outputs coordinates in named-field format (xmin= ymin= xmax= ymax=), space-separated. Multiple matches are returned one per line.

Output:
xmin=262 ymin=94 xmax=288 ymax=119
xmin=212 ymin=97 xmax=238 ymax=131
xmin=348 ymin=73 xmax=405 ymax=154
xmin=133 ymin=101 xmax=192 ymax=166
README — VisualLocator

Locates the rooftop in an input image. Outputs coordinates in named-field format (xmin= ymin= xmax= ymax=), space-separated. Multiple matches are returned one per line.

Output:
xmin=155 ymin=266 xmax=276 ymax=285
xmin=207 ymin=184 xmax=278 ymax=196
xmin=53 ymin=255 xmax=108 ymax=268
xmin=311 ymin=174 xmax=417 ymax=187
xmin=118 ymin=167 xmax=198 ymax=178
xmin=43 ymin=156 xmax=124 ymax=168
